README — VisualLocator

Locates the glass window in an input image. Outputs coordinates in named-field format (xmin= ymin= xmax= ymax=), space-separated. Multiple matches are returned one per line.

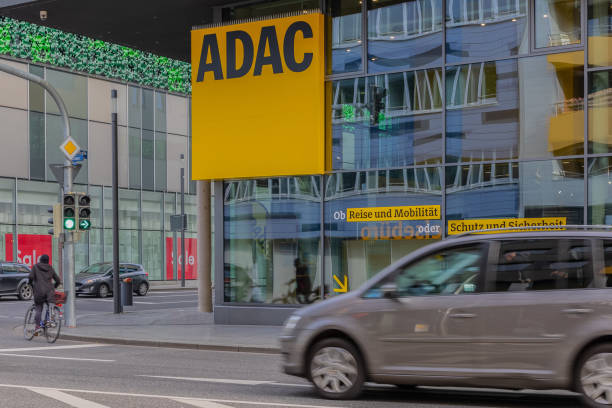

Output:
xmin=142 ymin=89 xmax=154 ymax=131
xmin=17 ymin=180 xmax=57 ymax=226
xmin=29 ymin=111 xmax=45 ymax=180
xmin=325 ymin=169 xmax=442 ymax=295
xmin=446 ymin=59 xmax=518 ymax=162
xmin=329 ymin=0 xmax=363 ymax=74
xmin=446 ymin=0 xmax=528 ymax=63
xmin=28 ymin=65 xmax=44 ymax=113
xmin=588 ymin=0 xmax=612 ymax=67
xmin=600 ymin=240 xmax=612 ymax=287
xmin=332 ymin=72 xmax=443 ymax=170
xmin=155 ymin=131 xmax=167 ymax=191
xmin=129 ymin=127 xmax=141 ymax=188
xmin=366 ymin=244 xmax=483 ymax=298
xmin=142 ymin=191 xmax=162 ymax=231
xmin=447 ymin=159 xmax=584 ymax=231
xmin=45 ymin=69 xmax=88 ymax=119
xmin=0 ymin=178 xmax=14 ymax=225
xmin=155 ymin=92 xmax=166 ymax=133
xmin=128 ymin=86 xmax=141 ymax=128
xmin=224 ymin=176 xmax=321 ymax=304
xmin=142 ymin=130 xmax=155 ymax=190
xmin=588 ymin=157 xmax=612 ymax=225
xmin=490 ymin=239 xmax=593 ymax=291
xmin=535 ymin=0 xmax=581 ymax=48
xmin=519 ymin=51 xmax=584 ymax=159
xmin=89 ymin=228 xmax=103 ymax=265
xmin=119 ymin=189 xmax=140 ymax=230
xmin=164 ymin=193 xmax=176 ymax=231
xmin=143 ymin=230 xmax=163 ymax=281
xmin=589 ymin=70 xmax=612 ymax=154
xmin=368 ymin=0 xmax=443 ymax=73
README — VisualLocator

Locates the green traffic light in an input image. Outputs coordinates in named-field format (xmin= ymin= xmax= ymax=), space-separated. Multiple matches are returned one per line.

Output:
xmin=79 ymin=219 xmax=91 ymax=230
xmin=64 ymin=218 xmax=75 ymax=230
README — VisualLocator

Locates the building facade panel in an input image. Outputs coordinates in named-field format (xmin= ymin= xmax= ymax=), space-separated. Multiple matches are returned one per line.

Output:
xmin=88 ymin=77 xmax=128 ymax=126
xmin=0 ymin=107 xmax=28 ymax=178
xmin=0 ymin=59 xmax=27 ymax=110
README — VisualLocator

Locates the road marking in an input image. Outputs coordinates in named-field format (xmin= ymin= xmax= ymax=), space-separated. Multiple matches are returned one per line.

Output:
xmin=0 ymin=344 xmax=108 ymax=353
xmin=0 ymin=353 xmax=114 ymax=362
xmin=138 ymin=375 xmax=310 ymax=388
xmin=29 ymin=387 xmax=111 ymax=408
xmin=147 ymin=294 xmax=198 ymax=298
xmin=149 ymin=291 xmax=196 ymax=294
xmin=171 ymin=398 xmax=235 ymax=408
xmin=140 ymin=300 xmax=197 ymax=304
xmin=0 ymin=384 xmax=345 ymax=408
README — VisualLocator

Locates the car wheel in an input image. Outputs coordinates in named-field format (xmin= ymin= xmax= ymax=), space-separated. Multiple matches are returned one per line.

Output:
xmin=98 ymin=283 xmax=110 ymax=298
xmin=136 ymin=282 xmax=149 ymax=296
xmin=308 ymin=337 xmax=365 ymax=400
xmin=17 ymin=283 xmax=33 ymax=300
xmin=575 ymin=344 xmax=612 ymax=408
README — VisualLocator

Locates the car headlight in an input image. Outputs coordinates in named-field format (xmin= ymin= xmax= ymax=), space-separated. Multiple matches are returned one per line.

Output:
xmin=283 ymin=315 xmax=302 ymax=333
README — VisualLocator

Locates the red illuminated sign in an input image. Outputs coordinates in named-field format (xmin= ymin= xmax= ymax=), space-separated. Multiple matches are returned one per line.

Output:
xmin=5 ymin=234 xmax=53 ymax=267
xmin=165 ymin=237 xmax=197 ymax=280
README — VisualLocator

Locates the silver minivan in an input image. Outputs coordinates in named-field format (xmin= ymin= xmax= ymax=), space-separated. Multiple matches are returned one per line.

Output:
xmin=280 ymin=230 xmax=612 ymax=407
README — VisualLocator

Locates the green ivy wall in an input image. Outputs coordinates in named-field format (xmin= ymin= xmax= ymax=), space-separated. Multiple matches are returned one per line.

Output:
xmin=0 ymin=17 xmax=191 ymax=94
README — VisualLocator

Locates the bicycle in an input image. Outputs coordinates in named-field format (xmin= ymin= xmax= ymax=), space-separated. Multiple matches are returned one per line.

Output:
xmin=24 ymin=291 xmax=65 ymax=343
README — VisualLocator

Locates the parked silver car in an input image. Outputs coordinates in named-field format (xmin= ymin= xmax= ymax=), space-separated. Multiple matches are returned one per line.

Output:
xmin=280 ymin=229 xmax=612 ymax=407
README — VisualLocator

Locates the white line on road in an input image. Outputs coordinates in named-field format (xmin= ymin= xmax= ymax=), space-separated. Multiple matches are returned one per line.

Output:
xmin=171 ymin=398 xmax=235 ymax=408
xmin=85 ymin=299 xmax=196 ymax=305
xmin=28 ymin=387 xmax=111 ymax=408
xmin=149 ymin=291 xmax=196 ymax=294
xmin=0 ymin=353 xmax=114 ymax=362
xmin=147 ymin=294 xmax=198 ymax=298
xmin=138 ymin=375 xmax=310 ymax=388
xmin=0 ymin=344 xmax=108 ymax=353
xmin=0 ymin=384 xmax=345 ymax=408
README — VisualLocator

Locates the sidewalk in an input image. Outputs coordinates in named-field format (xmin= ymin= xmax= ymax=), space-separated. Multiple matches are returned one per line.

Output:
xmin=58 ymin=307 xmax=283 ymax=353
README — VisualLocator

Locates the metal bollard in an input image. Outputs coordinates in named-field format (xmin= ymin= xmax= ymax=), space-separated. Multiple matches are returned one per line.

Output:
xmin=121 ymin=278 xmax=133 ymax=306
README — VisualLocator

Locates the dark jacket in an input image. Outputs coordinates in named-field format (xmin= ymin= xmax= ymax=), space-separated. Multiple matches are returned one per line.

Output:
xmin=28 ymin=263 xmax=61 ymax=300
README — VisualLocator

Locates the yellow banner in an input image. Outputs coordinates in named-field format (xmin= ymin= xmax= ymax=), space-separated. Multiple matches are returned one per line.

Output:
xmin=346 ymin=205 xmax=440 ymax=222
xmin=447 ymin=217 xmax=567 ymax=235
xmin=191 ymin=13 xmax=325 ymax=180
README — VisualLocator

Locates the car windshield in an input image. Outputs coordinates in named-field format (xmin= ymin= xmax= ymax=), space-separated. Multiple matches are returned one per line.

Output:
xmin=79 ymin=263 xmax=110 ymax=275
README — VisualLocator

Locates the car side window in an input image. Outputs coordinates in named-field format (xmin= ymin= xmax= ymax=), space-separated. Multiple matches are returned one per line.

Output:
xmin=365 ymin=244 xmax=484 ymax=298
xmin=489 ymin=238 xmax=593 ymax=292
xmin=2 ymin=264 xmax=19 ymax=274
xmin=17 ymin=266 xmax=30 ymax=274
xmin=599 ymin=240 xmax=612 ymax=287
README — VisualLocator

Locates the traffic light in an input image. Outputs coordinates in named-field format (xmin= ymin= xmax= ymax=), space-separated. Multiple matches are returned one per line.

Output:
xmin=368 ymin=84 xmax=387 ymax=125
xmin=77 ymin=193 xmax=91 ymax=230
xmin=63 ymin=193 xmax=76 ymax=230
xmin=47 ymin=203 xmax=61 ymax=237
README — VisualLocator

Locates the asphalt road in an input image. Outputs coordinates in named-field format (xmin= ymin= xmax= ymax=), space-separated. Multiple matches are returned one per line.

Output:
xmin=0 ymin=292 xmax=586 ymax=408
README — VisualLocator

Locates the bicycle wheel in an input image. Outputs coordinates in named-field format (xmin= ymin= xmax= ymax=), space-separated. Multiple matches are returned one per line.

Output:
xmin=45 ymin=305 xmax=62 ymax=343
xmin=23 ymin=305 xmax=36 ymax=340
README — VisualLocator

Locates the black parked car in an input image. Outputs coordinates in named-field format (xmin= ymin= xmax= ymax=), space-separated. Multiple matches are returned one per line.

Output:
xmin=0 ymin=262 xmax=33 ymax=300
xmin=75 ymin=262 xmax=149 ymax=298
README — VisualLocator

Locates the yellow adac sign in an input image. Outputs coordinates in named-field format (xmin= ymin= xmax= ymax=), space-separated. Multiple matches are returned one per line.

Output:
xmin=346 ymin=205 xmax=441 ymax=222
xmin=447 ymin=217 xmax=567 ymax=235
xmin=191 ymin=12 xmax=325 ymax=180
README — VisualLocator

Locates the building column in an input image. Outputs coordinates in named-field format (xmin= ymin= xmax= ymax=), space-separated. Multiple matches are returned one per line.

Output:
xmin=197 ymin=179 xmax=212 ymax=312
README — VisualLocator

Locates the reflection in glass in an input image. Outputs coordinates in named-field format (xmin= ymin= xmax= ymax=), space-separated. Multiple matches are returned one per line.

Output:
xmin=535 ymin=0 xmax=581 ymax=48
xmin=330 ymin=0 xmax=363 ymax=74
xmin=588 ymin=0 xmax=612 ymax=67
xmin=368 ymin=0 xmax=443 ymax=72
xmin=446 ymin=159 xmax=584 ymax=228
xmin=589 ymin=157 xmax=612 ymax=224
xmin=325 ymin=169 xmax=442 ymax=295
xmin=332 ymin=69 xmax=443 ymax=170
xmin=589 ymin=70 xmax=612 ymax=153
xmin=446 ymin=60 xmax=518 ymax=162
xmin=222 ymin=0 xmax=319 ymax=20
xmin=224 ymin=176 xmax=321 ymax=304
xmin=446 ymin=0 xmax=528 ymax=63
xmin=519 ymin=51 xmax=584 ymax=159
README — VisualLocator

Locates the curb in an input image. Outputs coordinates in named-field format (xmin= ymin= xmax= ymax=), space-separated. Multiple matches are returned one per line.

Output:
xmin=58 ymin=333 xmax=280 ymax=354
xmin=149 ymin=287 xmax=197 ymax=291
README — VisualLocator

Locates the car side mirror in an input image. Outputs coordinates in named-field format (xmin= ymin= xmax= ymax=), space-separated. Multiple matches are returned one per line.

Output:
xmin=380 ymin=283 xmax=399 ymax=300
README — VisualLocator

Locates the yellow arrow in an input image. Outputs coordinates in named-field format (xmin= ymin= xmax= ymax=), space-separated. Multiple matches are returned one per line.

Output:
xmin=333 ymin=275 xmax=348 ymax=293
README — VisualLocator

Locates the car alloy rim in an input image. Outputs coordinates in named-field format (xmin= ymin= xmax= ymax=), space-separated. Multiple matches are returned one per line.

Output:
xmin=139 ymin=283 xmax=147 ymax=295
xmin=21 ymin=285 xmax=32 ymax=299
xmin=310 ymin=346 xmax=358 ymax=394
xmin=100 ymin=285 xmax=108 ymax=297
xmin=581 ymin=353 xmax=612 ymax=404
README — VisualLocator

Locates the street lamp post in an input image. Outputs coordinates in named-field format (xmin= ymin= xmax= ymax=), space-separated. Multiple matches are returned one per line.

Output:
xmin=180 ymin=154 xmax=186 ymax=288
xmin=111 ymin=90 xmax=122 ymax=314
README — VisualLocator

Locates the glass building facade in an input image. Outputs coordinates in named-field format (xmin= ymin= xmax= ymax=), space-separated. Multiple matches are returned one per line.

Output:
xmin=218 ymin=0 xmax=612 ymax=321
xmin=0 ymin=55 xmax=198 ymax=280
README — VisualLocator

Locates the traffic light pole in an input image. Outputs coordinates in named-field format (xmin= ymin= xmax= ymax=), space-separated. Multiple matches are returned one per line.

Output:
xmin=0 ymin=62 xmax=77 ymax=327
xmin=111 ymin=90 xmax=122 ymax=314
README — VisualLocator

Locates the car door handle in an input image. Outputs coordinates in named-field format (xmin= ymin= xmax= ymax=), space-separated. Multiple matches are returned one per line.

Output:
xmin=449 ymin=313 xmax=476 ymax=319
xmin=562 ymin=308 xmax=593 ymax=315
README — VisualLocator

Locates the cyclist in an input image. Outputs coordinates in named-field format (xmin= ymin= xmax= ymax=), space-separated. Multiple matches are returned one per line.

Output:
xmin=27 ymin=254 xmax=61 ymax=334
